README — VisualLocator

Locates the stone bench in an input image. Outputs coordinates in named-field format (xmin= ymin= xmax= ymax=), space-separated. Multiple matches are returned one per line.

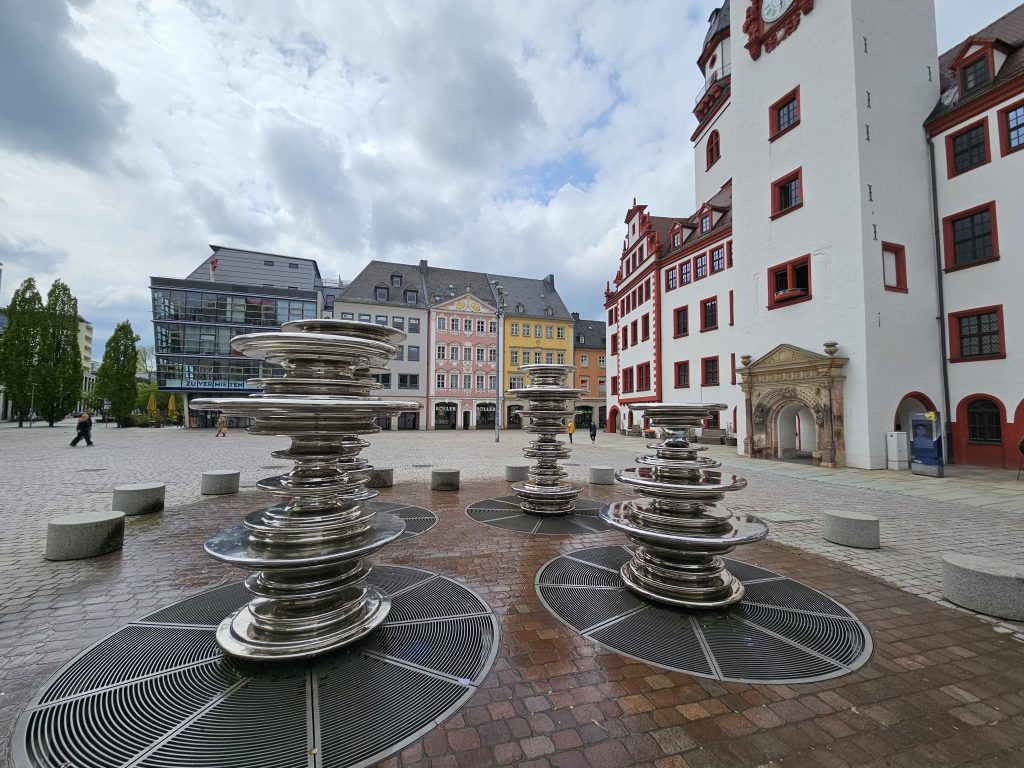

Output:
xmin=46 ymin=511 xmax=125 ymax=561
xmin=201 ymin=470 xmax=240 ymax=495
xmin=366 ymin=468 xmax=394 ymax=488
xmin=112 ymin=482 xmax=165 ymax=516
xmin=823 ymin=510 xmax=879 ymax=549
xmin=942 ymin=553 xmax=1024 ymax=621
xmin=505 ymin=465 xmax=529 ymax=482
xmin=695 ymin=428 xmax=727 ymax=445
xmin=431 ymin=469 xmax=460 ymax=491
xmin=589 ymin=466 xmax=615 ymax=485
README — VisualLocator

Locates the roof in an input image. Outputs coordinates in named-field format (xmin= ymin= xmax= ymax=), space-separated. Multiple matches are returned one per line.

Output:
xmin=209 ymin=244 xmax=323 ymax=280
xmin=929 ymin=5 xmax=1024 ymax=122
xmin=423 ymin=266 xmax=497 ymax=308
xmin=667 ymin=183 xmax=733 ymax=256
xmin=337 ymin=260 xmax=429 ymax=308
xmin=703 ymin=0 xmax=730 ymax=49
xmin=573 ymin=317 xmax=606 ymax=349
xmin=485 ymin=272 xmax=573 ymax=321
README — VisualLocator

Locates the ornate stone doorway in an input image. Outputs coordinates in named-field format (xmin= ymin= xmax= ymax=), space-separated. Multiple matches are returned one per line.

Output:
xmin=737 ymin=342 xmax=848 ymax=468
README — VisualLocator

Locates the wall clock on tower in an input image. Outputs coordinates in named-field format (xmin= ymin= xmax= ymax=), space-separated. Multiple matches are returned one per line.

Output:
xmin=743 ymin=0 xmax=814 ymax=60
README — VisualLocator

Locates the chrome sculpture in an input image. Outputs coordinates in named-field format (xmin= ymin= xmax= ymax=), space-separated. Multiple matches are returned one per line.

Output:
xmin=600 ymin=403 xmax=768 ymax=609
xmin=507 ymin=364 xmax=583 ymax=516
xmin=190 ymin=320 xmax=420 ymax=660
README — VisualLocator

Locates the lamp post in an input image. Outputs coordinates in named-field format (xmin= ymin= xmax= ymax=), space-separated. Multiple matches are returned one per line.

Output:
xmin=491 ymin=282 xmax=505 ymax=443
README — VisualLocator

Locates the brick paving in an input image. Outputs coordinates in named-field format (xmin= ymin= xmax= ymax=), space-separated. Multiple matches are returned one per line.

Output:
xmin=1 ymin=422 xmax=1024 ymax=766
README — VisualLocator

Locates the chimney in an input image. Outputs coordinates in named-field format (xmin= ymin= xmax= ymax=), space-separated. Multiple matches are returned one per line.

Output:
xmin=544 ymin=273 xmax=555 ymax=290
xmin=418 ymin=259 xmax=428 ymax=276
xmin=571 ymin=312 xmax=580 ymax=321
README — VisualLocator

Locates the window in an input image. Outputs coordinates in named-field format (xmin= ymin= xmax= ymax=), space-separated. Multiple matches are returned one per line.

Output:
xmin=706 ymin=130 xmax=721 ymax=169
xmin=767 ymin=255 xmax=811 ymax=308
xmin=882 ymin=242 xmax=908 ymax=292
xmin=695 ymin=254 xmax=708 ymax=280
xmin=598 ymin=355 xmax=605 ymax=368
xmin=771 ymin=168 xmax=803 ymax=218
xmin=580 ymin=354 xmax=589 ymax=366
xmin=436 ymin=373 xmax=446 ymax=389
xmin=372 ymin=372 xmax=391 ymax=388
xmin=464 ymin=344 xmax=471 ymax=360
xmin=405 ymin=290 xmax=418 ymax=304
xmin=580 ymin=377 xmax=589 ymax=393
xmin=622 ymin=368 xmax=634 ymax=393
xmin=534 ymin=325 xmax=542 ymax=337
xmin=769 ymin=86 xmax=800 ymax=140
xmin=510 ymin=376 xmax=524 ymax=389
xmin=398 ymin=374 xmax=419 ymax=389
xmin=534 ymin=351 xmax=542 ymax=364
xmin=610 ymin=334 xmax=618 ymax=355
xmin=949 ymin=305 xmax=1004 ymax=362
xmin=611 ymin=376 xmax=619 ymax=395
xmin=711 ymin=246 xmax=725 ymax=273
xmin=681 ymin=261 xmax=692 ymax=285
xmin=641 ymin=314 xmax=650 ymax=340
xmin=674 ymin=306 xmax=689 ymax=337
xmin=946 ymin=119 xmax=989 ymax=177
xmin=998 ymin=99 xmax=1024 ymax=156
xmin=341 ymin=312 xmax=354 ymax=320
xmin=391 ymin=274 xmax=402 ymax=287
xmin=477 ymin=320 xmax=486 ymax=333
xmin=943 ymin=202 xmax=997 ymax=269
xmin=375 ymin=287 xmax=389 ymax=302
xmin=450 ymin=373 xmax=460 ymax=389
xmin=392 ymin=317 xmax=405 ymax=330
xmin=967 ymin=399 xmax=1001 ymax=443
xmin=511 ymin=322 xmax=519 ymax=336
xmin=476 ymin=347 xmax=484 ymax=362
xmin=700 ymin=297 xmax=718 ymax=331
xmin=701 ymin=215 xmax=711 ymax=233
xmin=359 ymin=314 xmax=371 ymax=322
xmin=960 ymin=55 xmax=990 ymax=94
xmin=408 ymin=318 xmax=420 ymax=333
xmin=557 ymin=352 xmax=565 ymax=364
xmin=545 ymin=352 xmax=553 ymax=364
xmin=621 ymin=326 xmax=628 ymax=349
xmin=288 ymin=262 xmax=299 ymax=270
xmin=544 ymin=325 xmax=552 ymax=339
xmin=375 ymin=315 xmax=388 ymax=325
xmin=450 ymin=345 xmax=459 ymax=361
xmin=673 ymin=231 xmax=682 ymax=247
xmin=630 ymin=320 xmax=638 ymax=344
xmin=395 ymin=345 xmax=404 ymax=361
xmin=489 ymin=320 xmax=497 ymax=334
xmin=489 ymin=375 xmax=497 ymax=390
xmin=511 ymin=350 xmax=519 ymax=365
xmin=407 ymin=345 xmax=420 ymax=361
xmin=608 ymin=309 xmax=614 ymax=324
xmin=674 ymin=361 xmax=690 ymax=388
xmin=666 ymin=269 xmax=678 ymax=291
xmin=476 ymin=375 xmax=484 ymax=390
xmin=464 ymin=374 xmax=472 ymax=390
xmin=636 ymin=363 xmax=650 ymax=391
xmin=522 ymin=324 xmax=530 ymax=337
xmin=557 ymin=327 xmax=565 ymax=339
xmin=437 ymin=316 xmax=446 ymax=330
xmin=598 ymin=378 xmax=606 ymax=395
xmin=702 ymin=356 xmax=720 ymax=386
xmin=264 ymin=260 xmax=275 ymax=266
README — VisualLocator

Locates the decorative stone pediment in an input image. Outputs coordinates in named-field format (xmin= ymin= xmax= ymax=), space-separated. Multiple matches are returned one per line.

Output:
xmin=750 ymin=343 xmax=829 ymax=369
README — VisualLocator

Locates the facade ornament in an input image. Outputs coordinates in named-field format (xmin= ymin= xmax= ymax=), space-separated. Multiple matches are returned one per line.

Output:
xmin=824 ymin=340 xmax=839 ymax=357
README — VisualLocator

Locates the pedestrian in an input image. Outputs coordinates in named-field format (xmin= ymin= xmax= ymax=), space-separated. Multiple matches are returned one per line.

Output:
xmin=215 ymin=413 xmax=228 ymax=437
xmin=70 ymin=411 xmax=95 ymax=447
xmin=589 ymin=422 xmax=597 ymax=444
xmin=567 ymin=421 xmax=575 ymax=443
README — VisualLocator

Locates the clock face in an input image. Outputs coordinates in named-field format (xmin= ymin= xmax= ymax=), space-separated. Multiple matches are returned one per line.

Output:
xmin=761 ymin=0 xmax=795 ymax=23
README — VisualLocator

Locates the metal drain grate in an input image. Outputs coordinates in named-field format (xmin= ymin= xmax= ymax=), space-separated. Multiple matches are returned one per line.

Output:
xmin=466 ymin=496 xmax=612 ymax=536
xmin=363 ymin=501 xmax=438 ymax=541
xmin=536 ymin=546 xmax=872 ymax=684
xmin=13 ymin=566 xmax=499 ymax=768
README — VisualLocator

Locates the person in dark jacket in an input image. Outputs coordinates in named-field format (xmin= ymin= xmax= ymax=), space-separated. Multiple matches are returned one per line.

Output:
xmin=589 ymin=422 xmax=598 ymax=444
xmin=70 ymin=411 xmax=94 ymax=447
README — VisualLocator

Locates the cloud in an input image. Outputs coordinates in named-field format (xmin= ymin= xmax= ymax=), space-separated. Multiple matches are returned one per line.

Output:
xmin=0 ymin=0 xmax=128 ymax=169
xmin=0 ymin=235 xmax=67 ymax=276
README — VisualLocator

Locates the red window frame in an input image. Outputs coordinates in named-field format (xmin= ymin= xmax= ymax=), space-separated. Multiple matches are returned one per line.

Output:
xmin=674 ymin=360 xmax=690 ymax=388
xmin=728 ymin=290 xmax=734 ymax=326
xmin=636 ymin=362 xmax=651 ymax=391
xmin=956 ymin=49 xmax=993 ymax=96
xmin=701 ymin=356 xmax=720 ymax=387
xmin=641 ymin=313 xmax=650 ymax=341
xmin=621 ymin=326 xmax=628 ymax=349
xmin=767 ymin=254 xmax=812 ymax=309
xmin=630 ymin=320 xmax=638 ymax=344
xmin=665 ymin=267 xmax=678 ymax=291
xmin=622 ymin=367 xmax=634 ymax=393
xmin=673 ymin=305 xmax=689 ymax=338
xmin=681 ymin=260 xmax=692 ymax=285
xmin=942 ymin=201 xmax=998 ymax=272
xmin=706 ymin=129 xmax=721 ymax=169
xmin=997 ymin=96 xmax=1024 ymax=157
xmin=611 ymin=376 xmax=619 ymax=395
xmin=945 ymin=117 xmax=990 ymax=178
xmin=695 ymin=253 xmax=709 ymax=280
xmin=710 ymin=245 xmax=726 ymax=273
xmin=770 ymin=167 xmax=803 ymax=219
xmin=726 ymin=240 xmax=733 ymax=268
xmin=769 ymin=86 xmax=800 ymax=142
xmin=881 ymin=241 xmax=908 ymax=293
xmin=700 ymin=296 xmax=718 ymax=332
xmin=948 ymin=305 xmax=1005 ymax=363
xmin=730 ymin=352 xmax=737 ymax=385
xmin=610 ymin=332 xmax=618 ymax=355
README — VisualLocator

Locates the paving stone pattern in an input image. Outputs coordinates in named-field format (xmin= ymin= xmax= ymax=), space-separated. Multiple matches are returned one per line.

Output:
xmin=2 ymin=421 xmax=1024 ymax=767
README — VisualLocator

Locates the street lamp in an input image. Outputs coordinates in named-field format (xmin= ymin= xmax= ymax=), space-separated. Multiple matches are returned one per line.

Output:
xmin=491 ymin=282 xmax=506 ymax=443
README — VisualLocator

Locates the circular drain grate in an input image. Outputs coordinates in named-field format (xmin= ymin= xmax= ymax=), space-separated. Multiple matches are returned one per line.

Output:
xmin=13 ymin=566 xmax=499 ymax=768
xmin=363 ymin=501 xmax=438 ymax=541
xmin=467 ymin=495 xmax=612 ymax=536
xmin=537 ymin=546 xmax=872 ymax=684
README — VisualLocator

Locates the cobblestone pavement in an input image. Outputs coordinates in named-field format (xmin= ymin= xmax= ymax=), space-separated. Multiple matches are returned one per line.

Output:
xmin=2 ymin=421 xmax=1024 ymax=766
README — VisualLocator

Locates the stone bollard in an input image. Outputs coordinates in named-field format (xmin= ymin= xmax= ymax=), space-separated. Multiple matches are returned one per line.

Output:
xmin=505 ymin=465 xmax=529 ymax=482
xmin=112 ymin=483 xmax=165 ymax=516
xmin=588 ymin=466 xmax=615 ymax=485
xmin=823 ymin=510 xmax=880 ymax=549
xmin=431 ymin=469 xmax=460 ymax=491
xmin=366 ymin=468 xmax=394 ymax=488
xmin=202 ymin=470 xmax=240 ymax=495
xmin=46 ymin=511 xmax=125 ymax=561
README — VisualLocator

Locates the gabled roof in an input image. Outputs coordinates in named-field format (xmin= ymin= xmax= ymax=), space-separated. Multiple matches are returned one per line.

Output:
xmin=666 ymin=183 xmax=733 ymax=256
xmin=338 ymin=260 xmax=428 ymax=308
xmin=486 ymin=273 xmax=572 ymax=321
xmin=573 ymin=317 xmax=606 ymax=349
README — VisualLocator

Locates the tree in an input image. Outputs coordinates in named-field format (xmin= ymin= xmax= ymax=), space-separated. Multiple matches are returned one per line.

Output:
xmin=137 ymin=345 xmax=156 ymax=379
xmin=95 ymin=321 xmax=140 ymax=427
xmin=0 ymin=278 xmax=44 ymax=426
xmin=35 ymin=280 xmax=82 ymax=426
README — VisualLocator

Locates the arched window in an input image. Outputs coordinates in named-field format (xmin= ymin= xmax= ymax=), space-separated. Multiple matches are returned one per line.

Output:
xmin=967 ymin=398 xmax=1001 ymax=443
xmin=706 ymin=130 xmax=721 ymax=169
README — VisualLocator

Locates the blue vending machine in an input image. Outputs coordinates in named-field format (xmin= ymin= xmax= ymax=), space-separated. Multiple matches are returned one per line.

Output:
xmin=909 ymin=411 xmax=944 ymax=477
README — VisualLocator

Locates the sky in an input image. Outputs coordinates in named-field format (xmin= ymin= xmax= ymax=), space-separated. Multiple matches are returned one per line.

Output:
xmin=0 ymin=0 xmax=1020 ymax=356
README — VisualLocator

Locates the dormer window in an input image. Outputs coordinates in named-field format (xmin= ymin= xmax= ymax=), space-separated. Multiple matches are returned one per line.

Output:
xmin=390 ymin=273 xmax=402 ymax=287
xmin=961 ymin=56 xmax=990 ymax=94
xmin=375 ymin=286 xmax=389 ymax=302
xmin=673 ymin=232 xmax=682 ymax=248
xmin=516 ymin=303 xmax=524 ymax=313
xmin=544 ymin=306 xmax=553 ymax=316
xmin=404 ymin=289 xmax=418 ymax=303
xmin=701 ymin=215 xmax=711 ymax=233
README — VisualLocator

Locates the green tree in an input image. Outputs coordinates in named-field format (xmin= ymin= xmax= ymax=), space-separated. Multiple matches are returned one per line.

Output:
xmin=36 ymin=280 xmax=82 ymax=426
xmin=0 ymin=278 xmax=45 ymax=426
xmin=95 ymin=321 xmax=140 ymax=427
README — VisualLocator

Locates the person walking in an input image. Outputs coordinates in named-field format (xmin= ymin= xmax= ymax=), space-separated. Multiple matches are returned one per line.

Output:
xmin=567 ymin=420 xmax=575 ymax=443
xmin=215 ymin=413 xmax=228 ymax=437
xmin=70 ymin=411 xmax=95 ymax=447
xmin=589 ymin=422 xmax=597 ymax=444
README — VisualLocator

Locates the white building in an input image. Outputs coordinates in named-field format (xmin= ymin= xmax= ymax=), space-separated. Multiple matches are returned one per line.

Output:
xmin=605 ymin=0 xmax=1024 ymax=469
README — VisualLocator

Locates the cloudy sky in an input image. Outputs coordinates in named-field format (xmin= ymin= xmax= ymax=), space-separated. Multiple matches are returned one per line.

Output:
xmin=0 ymin=0 xmax=1019 ymax=355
